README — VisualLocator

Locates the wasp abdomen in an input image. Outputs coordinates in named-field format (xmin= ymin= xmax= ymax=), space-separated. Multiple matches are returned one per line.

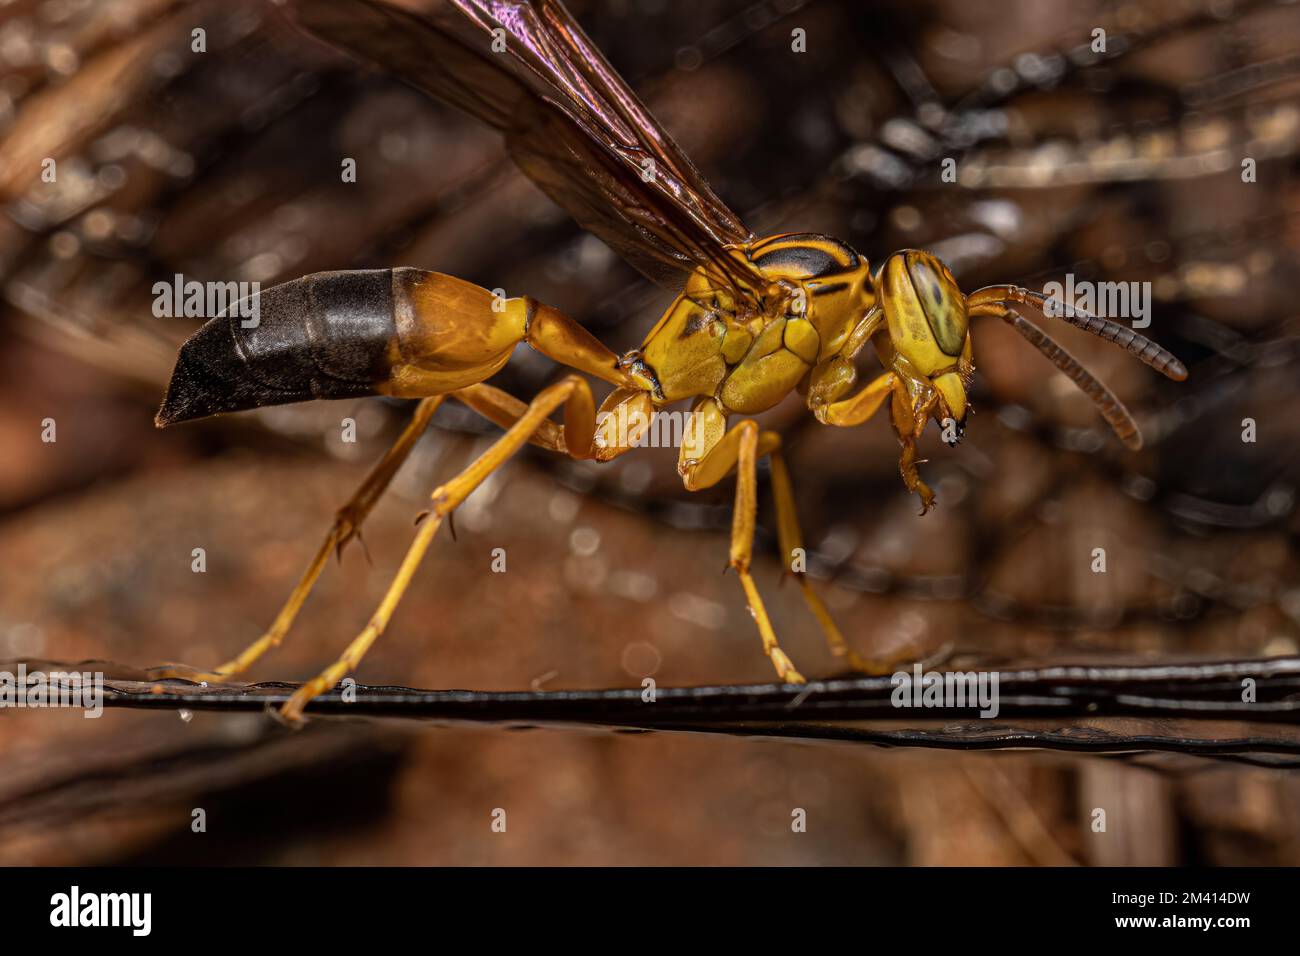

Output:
xmin=156 ymin=269 xmax=400 ymax=426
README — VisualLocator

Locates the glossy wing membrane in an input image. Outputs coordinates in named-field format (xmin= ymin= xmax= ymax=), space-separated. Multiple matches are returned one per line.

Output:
xmin=289 ymin=0 xmax=760 ymax=292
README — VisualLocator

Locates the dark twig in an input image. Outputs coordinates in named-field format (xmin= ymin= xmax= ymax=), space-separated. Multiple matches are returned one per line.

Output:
xmin=9 ymin=657 xmax=1300 ymax=763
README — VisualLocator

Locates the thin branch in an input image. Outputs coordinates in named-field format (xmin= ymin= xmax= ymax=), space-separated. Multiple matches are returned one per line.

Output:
xmin=8 ymin=657 xmax=1299 ymax=763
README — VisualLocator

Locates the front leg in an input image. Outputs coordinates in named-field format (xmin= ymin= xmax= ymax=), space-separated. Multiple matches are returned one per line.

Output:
xmin=888 ymin=361 xmax=942 ymax=514
xmin=808 ymin=361 xmax=939 ymax=514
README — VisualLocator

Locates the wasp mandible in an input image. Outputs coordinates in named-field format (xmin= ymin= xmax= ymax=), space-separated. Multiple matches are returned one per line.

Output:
xmin=153 ymin=0 xmax=1187 ymax=720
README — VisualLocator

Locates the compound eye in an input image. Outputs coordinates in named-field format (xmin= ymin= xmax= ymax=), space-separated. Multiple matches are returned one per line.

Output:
xmin=881 ymin=251 xmax=969 ymax=377
xmin=906 ymin=251 xmax=967 ymax=356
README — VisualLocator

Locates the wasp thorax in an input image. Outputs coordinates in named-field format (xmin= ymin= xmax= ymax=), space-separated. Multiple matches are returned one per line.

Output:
xmin=880 ymin=250 xmax=968 ymax=376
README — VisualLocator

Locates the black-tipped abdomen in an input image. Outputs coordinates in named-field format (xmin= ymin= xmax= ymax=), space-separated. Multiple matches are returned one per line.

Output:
xmin=156 ymin=269 xmax=400 ymax=426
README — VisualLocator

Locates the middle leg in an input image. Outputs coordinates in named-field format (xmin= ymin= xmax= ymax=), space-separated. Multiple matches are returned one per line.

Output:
xmin=767 ymin=446 xmax=906 ymax=674
xmin=680 ymin=398 xmax=804 ymax=683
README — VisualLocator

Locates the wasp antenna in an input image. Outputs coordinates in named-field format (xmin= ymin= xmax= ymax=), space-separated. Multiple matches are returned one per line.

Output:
xmin=999 ymin=307 xmax=1144 ymax=451
xmin=968 ymin=285 xmax=1188 ymax=382
xmin=1021 ymin=290 xmax=1188 ymax=382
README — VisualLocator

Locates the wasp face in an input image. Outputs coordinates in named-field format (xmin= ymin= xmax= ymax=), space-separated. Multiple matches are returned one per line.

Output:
xmin=879 ymin=249 xmax=973 ymax=437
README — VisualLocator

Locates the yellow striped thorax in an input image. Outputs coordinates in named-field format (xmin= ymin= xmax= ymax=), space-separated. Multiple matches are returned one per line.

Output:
xmin=634 ymin=233 xmax=876 ymax=414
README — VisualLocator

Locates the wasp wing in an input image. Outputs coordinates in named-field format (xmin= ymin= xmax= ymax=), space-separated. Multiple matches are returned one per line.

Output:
xmin=289 ymin=0 xmax=760 ymax=292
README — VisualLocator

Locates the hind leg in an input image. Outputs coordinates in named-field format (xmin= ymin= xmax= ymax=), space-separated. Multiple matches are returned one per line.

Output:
xmin=151 ymin=395 xmax=446 ymax=683
xmin=155 ymin=276 xmax=637 ymax=686
xmin=279 ymin=378 xmax=655 ymax=720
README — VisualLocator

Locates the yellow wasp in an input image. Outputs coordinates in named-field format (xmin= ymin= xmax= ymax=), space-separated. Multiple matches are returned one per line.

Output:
xmin=154 ymin=0 xmax=1187 ymax=720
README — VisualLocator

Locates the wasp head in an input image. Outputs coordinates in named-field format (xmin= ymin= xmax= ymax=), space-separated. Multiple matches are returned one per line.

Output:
xmin=877 ymin=250 xmax=974 ymax=443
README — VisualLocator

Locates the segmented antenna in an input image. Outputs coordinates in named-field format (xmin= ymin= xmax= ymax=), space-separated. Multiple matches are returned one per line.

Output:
xmin=1022 ymin=290 xmax=1189 ymax=382
xmin=998 ymin=307 xmax=1144 ymax=451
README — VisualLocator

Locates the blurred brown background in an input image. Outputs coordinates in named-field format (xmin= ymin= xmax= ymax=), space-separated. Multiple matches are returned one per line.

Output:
xmin=1 ymin=0 xmax=1298 ymax=865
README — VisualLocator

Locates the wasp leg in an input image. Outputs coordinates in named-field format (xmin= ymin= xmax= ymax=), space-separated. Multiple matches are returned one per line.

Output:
xmin=679 ymin=398 xmax=805 ymax=684
xmin=151 ymin=396 xmax=447 ymax=685
xmin=772 ymin=445 xmax=937 ymax=674
xmin=811 ymin=370 xmax=898 ymax=427
xmin=766 ymin=448 xmax=888 ymax=674
xmin=454 ymin=382 xmax=655 ymax=462
xmin=279 ymin=374 xmax=620 ymax=721
xmin=768 ymin=445 xmax=854 ymax=669
xmin=811 ymin=369 xmax=936 ymax=512
xmin=891 ymin=380 xmax=940 ymax=515
xmin=153 ymin=381 xmax=632 ymax=688
xmin=453 ymin=382 xmax=568 ymax=454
